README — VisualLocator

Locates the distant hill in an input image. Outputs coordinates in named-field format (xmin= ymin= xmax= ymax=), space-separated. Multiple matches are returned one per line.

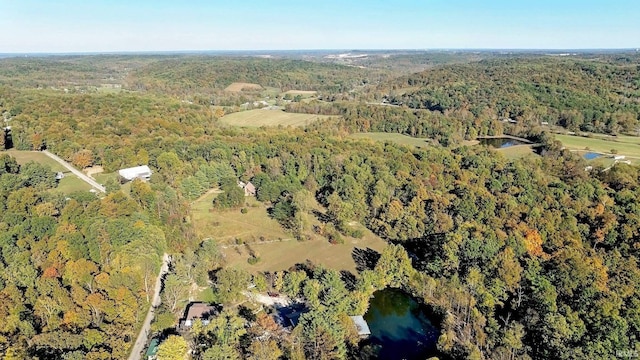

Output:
xmin=380 ymin=54 xmax=640 ymax=134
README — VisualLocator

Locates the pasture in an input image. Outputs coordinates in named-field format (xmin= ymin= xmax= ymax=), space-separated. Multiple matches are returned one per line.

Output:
xmin=220 ymin=109 xmax=337 ymax=127
xmin=495 ymin=145 xmax=537 ymax=159
xmin=349 ymin=132 xmax=431 ymax=148
xmin=224 ymin=82 xmax=263 ymax=92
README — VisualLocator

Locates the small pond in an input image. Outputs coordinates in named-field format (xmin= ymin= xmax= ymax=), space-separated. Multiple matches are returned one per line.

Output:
xmin=364 ymin=288 xmax=441 ymax=360
xmin=583 ymin=152 xmax=603 ymax=160
xmin=478 ymin=137 xmax=528 ymax=148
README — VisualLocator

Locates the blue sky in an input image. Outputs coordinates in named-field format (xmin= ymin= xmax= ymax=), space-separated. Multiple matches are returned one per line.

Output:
xmin=0 ymin=0 xmax=638 ymax=52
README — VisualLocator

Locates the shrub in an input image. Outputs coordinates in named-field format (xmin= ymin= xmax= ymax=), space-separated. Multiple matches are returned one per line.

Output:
xmin=247 ymin=256 xmax=260 ymax=265
xmin=241 ymin=207 xmax=248 ymax=214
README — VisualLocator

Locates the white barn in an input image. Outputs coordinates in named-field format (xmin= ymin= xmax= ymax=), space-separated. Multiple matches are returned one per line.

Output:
xmin=118 ymin=165 xmax=152 ymax=181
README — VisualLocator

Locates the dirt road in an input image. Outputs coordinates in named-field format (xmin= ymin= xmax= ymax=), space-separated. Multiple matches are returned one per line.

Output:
xmin=42 ymin=150 xmax=106 ymax=193
xmin=127 ymin=254 xmax=171 ymax=360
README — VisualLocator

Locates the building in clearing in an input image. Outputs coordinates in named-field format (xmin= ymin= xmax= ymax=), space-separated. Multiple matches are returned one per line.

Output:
xmin=349 ymin=316 xmax=371 ymax=337
xmin=180 ymin=302 xmax=217 ymax=328
xmin=118 ymin=165 xmax=152 ymax=182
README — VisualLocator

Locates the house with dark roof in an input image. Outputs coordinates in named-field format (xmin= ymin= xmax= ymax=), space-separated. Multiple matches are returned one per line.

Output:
xmin=179 ymin=302 xmax=217 ymax=328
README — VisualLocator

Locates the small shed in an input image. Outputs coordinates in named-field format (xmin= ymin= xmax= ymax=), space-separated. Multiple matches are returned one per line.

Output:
xmin=55 ymin=172 xmax=65 ymax=180
xmin=350 ymin=316 xmax=371 ymax=337
xmin=118 ymin=165 xmax=152 ymax=181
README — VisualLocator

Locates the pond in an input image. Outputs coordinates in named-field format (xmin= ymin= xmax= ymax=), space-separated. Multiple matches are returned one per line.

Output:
xmin=478 ymin=137 xmax=529 ymax=148
xmin=364 ymin=288 xmax=441 ymax=360
xmin=583 ymin=152 xmax=603 ymax=160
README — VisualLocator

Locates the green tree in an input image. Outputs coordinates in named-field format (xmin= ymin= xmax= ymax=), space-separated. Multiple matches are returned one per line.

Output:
xmin=157 ymin=335 xmax=189 ymax=360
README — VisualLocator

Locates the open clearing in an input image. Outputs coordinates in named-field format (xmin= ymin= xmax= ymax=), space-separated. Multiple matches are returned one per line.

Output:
xmin=191 ymin=190 xmax=388 ymax=273
xmin=221 ymin=109 xmax=337 ymax=127
xmin=5 ymin=150 xmax=98 ymax=194
xmin=6 ymin=150 xmax=67 ymax=172
xmin=495 ymin=145 xmax=537 ymax=159
xmin=556 ymin=134 xmax=640 ymax=159
xmin=283 ymin=90 xmax=317 ymax=98
xmin=224 ymin=82 xmax=263 ymax=92
xmin=350 ymin=132 xmax=432 ymax=148
xmin=191 ymin=193 xmax=291 ymax=245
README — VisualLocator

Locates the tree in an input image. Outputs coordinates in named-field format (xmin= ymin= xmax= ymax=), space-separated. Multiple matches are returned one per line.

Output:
xmin=71 ymin=150 xmax=93 ymax=169
xmin=247 ymin=339 xmax=282 ymax=360
xmin=163 ymin=274 xmax=190 ymax=315
xmin=215 ymin=268 xmax=251 ymax=303
xmin=157 ymin=335 xmax=189 ymax=360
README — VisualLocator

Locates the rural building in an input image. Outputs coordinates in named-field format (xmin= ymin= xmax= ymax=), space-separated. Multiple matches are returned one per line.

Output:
xmin=180 ymin=302 xmax=217 ymax=328
xmin=238 ymin=181 xmax=257 ymax=196
xmin=55 ymin=172 xmax=65 ymax=180
xmin=613 ymin=155 xmax=626 ymax=160
xmin=349 ymin=316 xmax=372 ymax=337
xmin=118 ymin=165 xmax=152 ymax=182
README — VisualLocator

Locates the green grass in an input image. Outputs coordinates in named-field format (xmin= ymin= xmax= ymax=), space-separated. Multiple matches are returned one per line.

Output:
xmin=191 ymin=189 xmax=388 ymax=273
xmin=556 ymin=134 xmax=640 ymax=159
xmin=6 ymin=150 xmax=67 ymax=172
xmin=191 ymin=193 xmax=291 ymax=244
xmin=54 ymin=175 xmax=94 ymax=194
xmin=349 ymin=132 xmax=432 ymax=149
xmin=495 ymin=145 xmax=537 ymax=159
xmin=220 ymin=109 xmax=337 ymax=127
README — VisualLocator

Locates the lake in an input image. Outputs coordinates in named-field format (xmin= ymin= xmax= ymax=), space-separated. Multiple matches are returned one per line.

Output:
xmin=364 ymin=288 xmax=441 ymax=360
xmin=478 ymin=137 xmax=529 ymax=148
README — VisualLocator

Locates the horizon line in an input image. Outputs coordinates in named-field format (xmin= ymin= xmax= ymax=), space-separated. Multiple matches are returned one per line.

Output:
xmin=1 ymin=47 xmax=639 ymax=56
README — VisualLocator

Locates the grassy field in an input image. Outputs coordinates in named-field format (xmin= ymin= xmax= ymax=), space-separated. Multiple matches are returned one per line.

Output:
xmin=220 ymin=109 xmax=337 ymax=127
xmin=55 ymin=175 xmax=94 ymax=193
xmin=224 ymin=82 xmax=263 ymax=92
xmin=5 ymin=150 xmax=98 ymax=194
xmin=556 ymin=134 xmax=640 ymax=158
xmin=6 ymin=150 xmax=67 ymax=172
xmin=191 ymin=193 xmax=291 ymax=244
xmin=349 ymin=132 xmax=432 ymax=148
xmin=495 ymin=145 xmax=537 ymax=159
xmin=191 ymin=190 xmax=388 ymax=273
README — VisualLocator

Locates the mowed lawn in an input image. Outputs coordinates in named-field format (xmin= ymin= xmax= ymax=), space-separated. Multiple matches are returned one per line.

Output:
xmin=349 ymin=132 xmax=432 ymax=148
xmin=191 ymin=190 xmax=388 ymax=273
xmin=220 ymin=109 xmax=337 ymax=127
xmin=6 ymin=150 xmax=67 ymax=172
xmin=6 ymin=150 xmax=96 ymax=194
xmin=224 ymin=82 xmax=263 ymax=92
xmin=556 ymin=134 xmax=640 ymax=158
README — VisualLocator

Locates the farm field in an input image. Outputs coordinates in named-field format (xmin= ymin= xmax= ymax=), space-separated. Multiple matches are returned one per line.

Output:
xmin=220 ymin=109 xmax=337 ymax=127
xmin=349 ymin=132 xmax=431 ymax=148
xmin=190 ymin=190 xmax=388 ymax=273
xmin=224 ymin=82 xmax=263 ymax=92
xmin=555 ymin=134 xmax=640 ymax=158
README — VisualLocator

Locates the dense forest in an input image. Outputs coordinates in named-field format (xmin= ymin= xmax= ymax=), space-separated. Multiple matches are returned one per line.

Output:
xmin=1 ymin=52 xmax=640 ymax=359
xmin=378 ymin=55 xmax=640 ymax=134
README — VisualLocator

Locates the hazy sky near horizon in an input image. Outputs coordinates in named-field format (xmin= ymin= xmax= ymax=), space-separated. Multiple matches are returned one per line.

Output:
xmin=0 ymin=0 xmax=638 ymax=52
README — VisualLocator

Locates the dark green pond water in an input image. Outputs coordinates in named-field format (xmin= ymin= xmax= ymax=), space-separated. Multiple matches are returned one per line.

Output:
xmin=364 ymin=288 xmax=441 ymax=360
xmin=479 ymin=137 xmax=528 ymax=148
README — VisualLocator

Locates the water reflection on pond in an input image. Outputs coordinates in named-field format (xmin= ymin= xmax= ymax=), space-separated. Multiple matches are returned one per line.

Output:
xmin=363 ymin=288 xmax=440 ymax=360
xmin=478 ymin=137 xmax=528 ymax=148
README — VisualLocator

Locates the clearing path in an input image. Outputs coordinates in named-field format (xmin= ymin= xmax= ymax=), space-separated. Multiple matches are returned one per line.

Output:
xmin=42 ymin=150 xmax=106 ymax=193
xmin=128 ymin=254 xmax=171 ymax=360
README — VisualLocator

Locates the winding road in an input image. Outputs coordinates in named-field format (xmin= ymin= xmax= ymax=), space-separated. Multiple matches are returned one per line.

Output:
xmin=42 ymin=150 xmax=106 ymax=193
xmin=128 ymin=253 xmax=171 ymax=360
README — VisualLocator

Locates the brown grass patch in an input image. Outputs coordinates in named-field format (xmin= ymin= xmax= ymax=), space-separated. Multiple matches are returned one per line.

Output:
xmin=224 ymin=82 xmax=263 ymax=92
